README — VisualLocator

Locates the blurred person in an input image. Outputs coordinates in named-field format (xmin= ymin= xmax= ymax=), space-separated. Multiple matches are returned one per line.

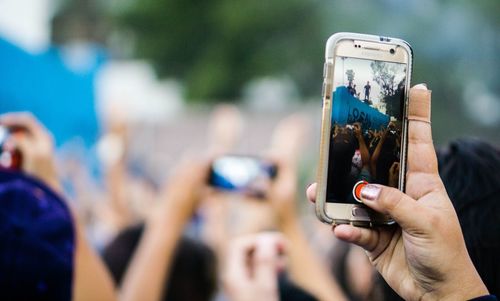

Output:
xmin=202 ymin=114 xmax=308 ymax=260
xmin=266 ymin=159 xmax=347 ymax=301
xmin=222 ymin=233 xmax=287 ymax=301
xmin=0 ymin=112 xmax=116 ymax=301
xmin=306 ymin=85 xmax=495 ymax=300
xmin=0 ymin=169 xmax=75 ymax=300
xmin=115 ymin=157 xmax=212 ymax=301
xmin=206 ymin=104 xmax=244 ymax=154
xmin=262 ymin=114 xmax=346 ymax=300
xmin=437 ymin=138 xmax=500 ymax=297
xmin=204 ymin=112 xmax=346 ymax=300
xmin=363 ymin=81 xmax=371 ymax=103
xmin=103 ymin=224 xmax=217 ymax=301
xmin=329 ymin=242 xmax=391 ymax=301
xmin=225 ymin=232 xmax=340 ymax=301
xmin=369 ymin=121 xmax=400 ymax=185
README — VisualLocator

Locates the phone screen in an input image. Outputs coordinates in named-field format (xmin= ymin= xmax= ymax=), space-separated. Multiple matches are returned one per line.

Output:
xmin=209 ymin=156 xmax=277 ymax=198
xmin=326 ymin=56 xmax=406 ymax=204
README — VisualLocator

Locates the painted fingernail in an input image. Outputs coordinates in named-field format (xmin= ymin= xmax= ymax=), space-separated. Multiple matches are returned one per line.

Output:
xmin=360 ymin=184 xmax=381 ymax=201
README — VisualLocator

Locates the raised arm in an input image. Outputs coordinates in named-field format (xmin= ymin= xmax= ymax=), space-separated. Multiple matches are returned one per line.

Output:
xmin=0 ymin=112 xmax=117 ymax=301
xmin=269 ymin=162 xmax=347 ymax=301
xmin=118 ymin=159 xmax=208 ymax=301
xmin=353 ymin=122 xmax=370 ymax=167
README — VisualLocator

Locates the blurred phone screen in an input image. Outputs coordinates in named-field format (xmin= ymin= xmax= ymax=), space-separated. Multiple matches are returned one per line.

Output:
xmin=208 ymin=155 xmax=277 ymax=198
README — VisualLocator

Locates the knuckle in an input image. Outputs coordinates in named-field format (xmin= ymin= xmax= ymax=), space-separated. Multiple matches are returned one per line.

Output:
xmin=380 ymin=187 xmax=404 ymax=212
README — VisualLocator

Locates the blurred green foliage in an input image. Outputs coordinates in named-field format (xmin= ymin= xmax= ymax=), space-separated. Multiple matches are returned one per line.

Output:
xmin=117 ymin=0 xmax=326 ymax=101
xmin=109 ymin=0 xmax=500 ymax=143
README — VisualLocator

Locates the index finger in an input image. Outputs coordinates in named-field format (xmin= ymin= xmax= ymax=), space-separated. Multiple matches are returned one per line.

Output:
xmin=407 ymin=84 xmax=438 ymax=176
xmin=306 ymin=183 xmax=317 ymax=203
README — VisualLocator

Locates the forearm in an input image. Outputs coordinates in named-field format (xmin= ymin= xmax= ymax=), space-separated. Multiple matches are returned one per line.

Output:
xmin=279 ymin=218 xmax=347 ymax=301
xmin=356 ymin=135 xmax=371 ymax=166
xmin=370 ymin=135 xmax=386 ymax=176
xmin=73 ymin=221 xmax=117 ymax=301
xmin=119 ymin=205 xmax=188 ymax=301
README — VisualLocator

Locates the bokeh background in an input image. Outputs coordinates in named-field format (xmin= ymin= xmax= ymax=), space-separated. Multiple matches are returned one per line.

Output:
xmin=1 ymin=0 xmax=498 ymax=144
xmin=0 ymin=0 xmax=499 ymax=244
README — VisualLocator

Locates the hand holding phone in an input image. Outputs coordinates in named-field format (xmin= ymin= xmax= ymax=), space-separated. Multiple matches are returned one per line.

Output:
xmin=0 ymin=113 xmax=60 ymax=191
xmin=316 ymin=32 xmax=412 ymax=226
xmin=0 ymin=125 xmax=23 ymax=170
xmin=307 ymin=84 xmax=490 ymax=301
xmin=208 ymin=155 xmax=278 ymax=199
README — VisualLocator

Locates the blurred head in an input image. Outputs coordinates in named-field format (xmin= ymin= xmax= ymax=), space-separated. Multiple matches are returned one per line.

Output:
xmin=437 ymin=137 xmax=500 ymax=296
xmin=103 ymin=224 xmax=217 ymax=301
xmin=0 ymin=169 xmax=75 ymax=301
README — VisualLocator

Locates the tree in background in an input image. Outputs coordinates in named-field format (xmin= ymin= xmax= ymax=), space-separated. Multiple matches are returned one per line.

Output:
xmin=370 ymin=61 xmax=405 ymax=118
xmin=116 ymin=0 xmax=326 ymax=101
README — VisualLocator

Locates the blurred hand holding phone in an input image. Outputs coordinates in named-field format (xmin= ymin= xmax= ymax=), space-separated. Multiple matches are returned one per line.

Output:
xmin=0 ymin=113 xmax=60 ymax=192
xmin=0 ymin=125 xmax=23 ymax=170
xmin=208 ymin=155 xmax=278 ymax=199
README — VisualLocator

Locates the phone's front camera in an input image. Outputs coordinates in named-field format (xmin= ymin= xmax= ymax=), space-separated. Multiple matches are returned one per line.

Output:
xmin=390 ymin=48 xmax=395 ymax=54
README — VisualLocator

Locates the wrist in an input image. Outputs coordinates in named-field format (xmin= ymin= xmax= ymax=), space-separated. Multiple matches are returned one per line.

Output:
xmin=150 ymin=200 xmax=193 ymax=230
xmin=278 ymin=215 xmax=302 ymax=237
xmin=275 ymin=207 xmax=299 ymax=231
xmin=429 ymin=272 xmax=488 ymax=301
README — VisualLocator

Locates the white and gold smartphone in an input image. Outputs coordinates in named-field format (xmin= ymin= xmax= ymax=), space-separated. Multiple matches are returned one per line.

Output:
xmin=316 ymin=32 xmax=412 ymax=226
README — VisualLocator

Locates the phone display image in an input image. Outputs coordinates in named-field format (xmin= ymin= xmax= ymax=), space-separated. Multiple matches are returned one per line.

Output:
xmin=327 ymin=56 xmax=406 ymax=204
xmin=209 ymin=156 xmax=277 ymax=198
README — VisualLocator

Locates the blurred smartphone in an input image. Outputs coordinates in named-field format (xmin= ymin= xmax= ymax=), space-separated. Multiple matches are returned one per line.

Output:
xmin=316 ymin=32 xmax=412 ymax=227
xmin=0 ymin=125 xmax=23 ymax=170
xmin=208 ymin=155 xmax=278 ymax=199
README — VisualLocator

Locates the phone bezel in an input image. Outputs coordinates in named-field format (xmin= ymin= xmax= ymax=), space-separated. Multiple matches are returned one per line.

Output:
xmin=316 ymin=32 xmax=413 ymax=227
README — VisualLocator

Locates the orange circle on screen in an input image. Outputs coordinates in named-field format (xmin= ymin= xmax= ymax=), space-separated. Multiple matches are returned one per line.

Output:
xmin=353 ymin=180 xmax=368 ymax=203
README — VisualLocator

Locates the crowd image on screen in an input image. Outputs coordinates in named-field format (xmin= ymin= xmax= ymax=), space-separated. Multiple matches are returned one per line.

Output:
xmin=327 ymin=57 xmax=406 ymax=203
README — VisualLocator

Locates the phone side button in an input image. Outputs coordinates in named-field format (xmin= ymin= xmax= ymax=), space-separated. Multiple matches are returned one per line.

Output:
xmin=351 ymin=221 xmax=371 ymax=228
xmin=352 ymin=207 xmax=370 ymax=219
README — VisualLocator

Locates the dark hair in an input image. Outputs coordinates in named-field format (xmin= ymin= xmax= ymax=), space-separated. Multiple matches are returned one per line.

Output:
xmin=102 ymin=224 xmax=217 ymax=301
xmin=437 ymin=137 xmax=500 ymax=296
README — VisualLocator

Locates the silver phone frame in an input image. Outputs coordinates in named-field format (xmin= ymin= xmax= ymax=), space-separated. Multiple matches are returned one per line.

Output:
xmin=315 ymin=32 xmax=413 ymax=227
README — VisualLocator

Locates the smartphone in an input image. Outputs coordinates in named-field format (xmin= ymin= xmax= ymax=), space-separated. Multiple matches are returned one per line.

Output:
xmin=208 ymin=155 xmax=278 ymax=199
xmin=316 ymin=32 xmax=412 ymax=226
xmin=0 ymin=125 xmax=23 ymax=170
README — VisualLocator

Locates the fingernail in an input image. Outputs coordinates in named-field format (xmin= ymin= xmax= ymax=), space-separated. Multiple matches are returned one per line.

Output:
xmin=306 ymin=183 xmax=313 ymax=190
xmin=413 ymin=83 xmax=428 ymax=90
xmin=360 ymin=184 xmax=381 ymax=201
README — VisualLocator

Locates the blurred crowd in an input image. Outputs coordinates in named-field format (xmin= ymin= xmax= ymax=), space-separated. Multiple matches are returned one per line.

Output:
xmin=0 ymin=95 xmax=499 ymax=301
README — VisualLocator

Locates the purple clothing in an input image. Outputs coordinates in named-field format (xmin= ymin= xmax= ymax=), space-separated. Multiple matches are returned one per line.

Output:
xmin=0 ymin=169 xmax=74 ymax=300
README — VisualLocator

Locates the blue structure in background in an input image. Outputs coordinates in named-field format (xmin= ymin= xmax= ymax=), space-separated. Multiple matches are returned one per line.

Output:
xmin=332 ymin=86 xmax=390 ymax=131
xmin=0 ymin=37 xmax=107 ymax=147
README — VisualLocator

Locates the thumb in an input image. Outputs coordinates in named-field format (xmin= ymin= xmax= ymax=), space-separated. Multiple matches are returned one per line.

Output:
xmin=360 ymin=184 xmax=426 ymax=230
